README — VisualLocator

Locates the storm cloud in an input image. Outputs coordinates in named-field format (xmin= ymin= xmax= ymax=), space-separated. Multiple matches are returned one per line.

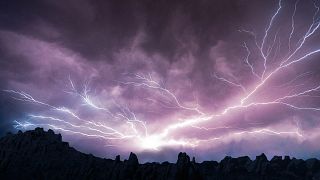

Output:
xmin=1 ymin=0 xmax=320 ymax=162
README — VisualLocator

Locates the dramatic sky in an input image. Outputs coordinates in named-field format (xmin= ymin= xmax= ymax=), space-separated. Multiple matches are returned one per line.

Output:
xmin=1 ymin=0 xmax=320 ymax=162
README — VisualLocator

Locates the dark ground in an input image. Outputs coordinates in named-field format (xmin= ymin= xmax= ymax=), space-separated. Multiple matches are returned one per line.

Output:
xmin=0 ymin=128 xmax=320 ymax=180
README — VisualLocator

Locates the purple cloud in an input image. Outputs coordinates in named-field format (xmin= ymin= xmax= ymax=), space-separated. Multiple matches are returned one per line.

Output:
xmin=1 ymin=0 xmax=320 ymax=162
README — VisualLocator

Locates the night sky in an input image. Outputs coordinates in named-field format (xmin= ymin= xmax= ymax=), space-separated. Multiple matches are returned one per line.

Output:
xmin=1 ymin=0 xmax=320 ymax=162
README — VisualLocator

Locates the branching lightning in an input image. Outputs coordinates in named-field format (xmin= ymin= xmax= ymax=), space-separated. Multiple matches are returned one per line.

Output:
xmin=4 ymin=0 xmax=320 ymax=151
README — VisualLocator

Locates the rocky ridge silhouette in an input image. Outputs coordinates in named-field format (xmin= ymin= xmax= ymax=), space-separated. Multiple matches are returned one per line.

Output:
xmin=0 ymin=128 xmax=320 ymax=180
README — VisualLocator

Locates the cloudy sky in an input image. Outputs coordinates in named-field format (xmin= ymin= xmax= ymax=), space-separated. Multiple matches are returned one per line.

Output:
xmin=1 ymin=0 xmax=320 ymax=162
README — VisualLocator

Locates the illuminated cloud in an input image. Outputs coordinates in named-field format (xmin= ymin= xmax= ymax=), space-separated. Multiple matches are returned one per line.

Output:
xmin=0 ymin=0 xmax=320 ymax=162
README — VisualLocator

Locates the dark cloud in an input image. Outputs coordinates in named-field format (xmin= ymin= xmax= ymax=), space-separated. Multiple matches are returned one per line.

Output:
xmin=0 ymin=0 xmax=245 ymax=60
xmin=0 ymin=0 xmax=320 ymax=162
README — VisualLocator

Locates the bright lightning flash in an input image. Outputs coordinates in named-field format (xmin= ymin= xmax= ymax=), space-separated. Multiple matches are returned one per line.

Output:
xmin=4 ymin=0 xmax=320 ymax=151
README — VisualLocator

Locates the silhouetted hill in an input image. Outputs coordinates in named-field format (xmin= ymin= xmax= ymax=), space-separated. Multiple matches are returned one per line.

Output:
xmin=0 ymin=128 xmax=320 ymax=180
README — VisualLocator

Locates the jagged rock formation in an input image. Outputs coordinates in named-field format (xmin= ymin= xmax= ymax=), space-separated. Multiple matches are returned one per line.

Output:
xmin=0 ymin=128 xmax=320 ymax=180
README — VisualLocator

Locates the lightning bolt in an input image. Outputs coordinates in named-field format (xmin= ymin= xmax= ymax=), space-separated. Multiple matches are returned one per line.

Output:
xmin=4 ymin=0 xmax=320 ymax=151
xmin=212 ymin=73 xmax=247 ymax=93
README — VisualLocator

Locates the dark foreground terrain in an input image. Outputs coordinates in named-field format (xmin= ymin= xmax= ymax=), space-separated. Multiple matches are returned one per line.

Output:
xmin=0 ymin=128 xmax=320 ymax=180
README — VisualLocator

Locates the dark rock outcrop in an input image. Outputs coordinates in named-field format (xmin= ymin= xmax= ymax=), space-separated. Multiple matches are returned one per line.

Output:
xmin=0 ymin=128 xmax=320 ymax=180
